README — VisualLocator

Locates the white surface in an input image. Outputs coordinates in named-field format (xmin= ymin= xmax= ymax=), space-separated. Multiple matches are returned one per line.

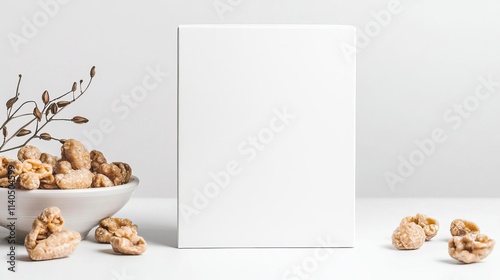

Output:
xmin=1 ymin=1 xmax=500 ymax=198
xmin=178 ymin=25 xmax=355 ymax=247
xmin=1 ymin=198 xmax=499 ymax=279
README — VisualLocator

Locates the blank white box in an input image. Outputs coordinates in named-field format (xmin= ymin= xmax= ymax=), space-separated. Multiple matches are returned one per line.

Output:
xmin=178 ymin=25 xmax=355 ymax=248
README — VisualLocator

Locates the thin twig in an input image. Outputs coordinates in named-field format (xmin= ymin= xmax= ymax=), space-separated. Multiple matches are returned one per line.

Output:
xmin=0 ymin=67 xmax=95 ymax=154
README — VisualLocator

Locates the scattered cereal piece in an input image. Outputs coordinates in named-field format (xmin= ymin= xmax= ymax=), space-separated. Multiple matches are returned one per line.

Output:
xmin=392 ymin=222 xmax=425 ymax=250
xmin=401 ymin=213 xmax=439 ymax=241
xmin=449 ymin=233 xmax=495 ymax=264
xmin=95 ymin=217 xmax=137 ymax=243
xmin=450 ymin=219 xmax=480 ymax=238
xmin=24 ymin=207 xmax=81 ymax=261
xmin=110 ymin=227 xmax=147 ymax=255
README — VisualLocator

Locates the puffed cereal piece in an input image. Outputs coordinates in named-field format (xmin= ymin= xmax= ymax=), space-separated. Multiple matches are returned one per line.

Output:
xmin=0 ymin=177 xmax=10 ymax=187
xmin=40 ymin=173 xmax=55 ymax=185
xmin=18 ymin=173 xmax=40 ymax=190
xmin=98 ymin=162 xmax=132 ymax=185
xmin=450 ymin=219 xmax=480 ymax=238
xmin=28 ymin=207 xmax=65 ymax=241
xmin=401 ymin=213 xmax=439 ymax=241
xmin=0 ymin=157 xmax=22 ymax=178
xmin=92 ymin=173 xmax=114 ymax=188
xmin=9 ymin=160 xmax=23 ymax=176
xmin=113 ymin=162 xmax=132 ymax=184
xmin=0 ymin=157 xmax=9 ymax=177
xmin=110 ymin=227 xmax=147 ymax=255
xmin=61 ymin=139 xmax=91 ymax=170
xmin=27 ymin=230 xmax=81 ymax=261
xmin=97 ymin=163 xmax=122 ymax=185
xmin=95 ymin=217 xmax=137 ymax=243
xmin=449 ymin=233 xmax=495 ymax=264
xmin=40 ymin=152 xmax=59 ymax=169
xmin=392 ymin=222 xmax=426 ymax=250
xmin=90 ymin=150 xmax=107 ymax=172
xmin=55 ymin=160 xmax=73 ymax=175
xmin=17 ymin=145 xmax=41 ymax=161
xmin=22 ymin=159 xmax=52 ymax=177
xmin=55 ymin=169 xmax=93 ymax=189
xmin=25 ymin=207 xmax=80 ymax=261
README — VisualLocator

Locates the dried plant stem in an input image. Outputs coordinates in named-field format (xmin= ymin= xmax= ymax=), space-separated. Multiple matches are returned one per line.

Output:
xmin=0 ymin=67 xmax=95 ymax=154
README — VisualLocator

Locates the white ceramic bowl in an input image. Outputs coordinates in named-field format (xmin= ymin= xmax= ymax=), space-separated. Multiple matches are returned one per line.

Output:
xmin=0 ymin=176 xmax=139 ymax=243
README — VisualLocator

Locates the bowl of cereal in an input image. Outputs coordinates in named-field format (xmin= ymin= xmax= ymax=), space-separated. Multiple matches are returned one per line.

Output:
xmin=0 ymin=139 xmax=138 ymax=243
xmin=0 ymin=176 xmax=139 ymax=243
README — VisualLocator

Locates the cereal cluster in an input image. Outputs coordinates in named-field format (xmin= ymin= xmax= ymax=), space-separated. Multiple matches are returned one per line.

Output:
xmin=391 ymin=214 xmax=495 ymax=264
xmin=24 ymin=211 xmax=146 ymax=261
xmin=0 ymin=139 xmax=132 ymax=190
xmin=95 ymin=217 xmax=147 ymax=255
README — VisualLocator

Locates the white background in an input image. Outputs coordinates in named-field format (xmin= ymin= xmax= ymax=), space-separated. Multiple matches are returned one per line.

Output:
xmin=1 ymin=0 xmax=500 ymax=198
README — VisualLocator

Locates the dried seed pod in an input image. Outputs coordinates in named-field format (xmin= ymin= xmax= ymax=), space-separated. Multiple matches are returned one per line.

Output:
xmin=42 ymin=90 xmax=49 ymax=104
xmin=40 ymin=133 xmax=51 ymax=141
xmin=450 ymin=219 xmax=480 ymax=237
xmin=2 ymin=127 xmax=7 ymax=137
xmin=57 ymin=101 xmax=70 ymax=107
xmin=16 ymin=129 xmax=31 ymax=137
xmin=71 ymin=116 xmax=88 ymax=124
xmin=6 ymin=97 xmax=18 ymax=109
xmin=33 ymin=107 xmax=42 ymax=121
xmin=50 ymin=103 xmax=58 ymax=114
xmin=90 ymin=66 xmax=96 ymax=78
xmin=71 ymin=82 xmax=77 ymax=92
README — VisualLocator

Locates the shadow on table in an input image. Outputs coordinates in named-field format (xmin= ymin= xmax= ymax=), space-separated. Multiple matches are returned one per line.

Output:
xmin=137 ymin=222 xmax=177 ymax=248
xmin=437 ymin=259 xmax=468 ymax=265
xmin=381 ymin=244 xmax=398 ymax=251
xmin=83 ymin=222 xmax=177 ymax=248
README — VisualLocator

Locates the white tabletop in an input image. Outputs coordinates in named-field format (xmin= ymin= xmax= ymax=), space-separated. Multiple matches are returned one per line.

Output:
xmin=1 ymin=198 xmax=499 ymax=280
